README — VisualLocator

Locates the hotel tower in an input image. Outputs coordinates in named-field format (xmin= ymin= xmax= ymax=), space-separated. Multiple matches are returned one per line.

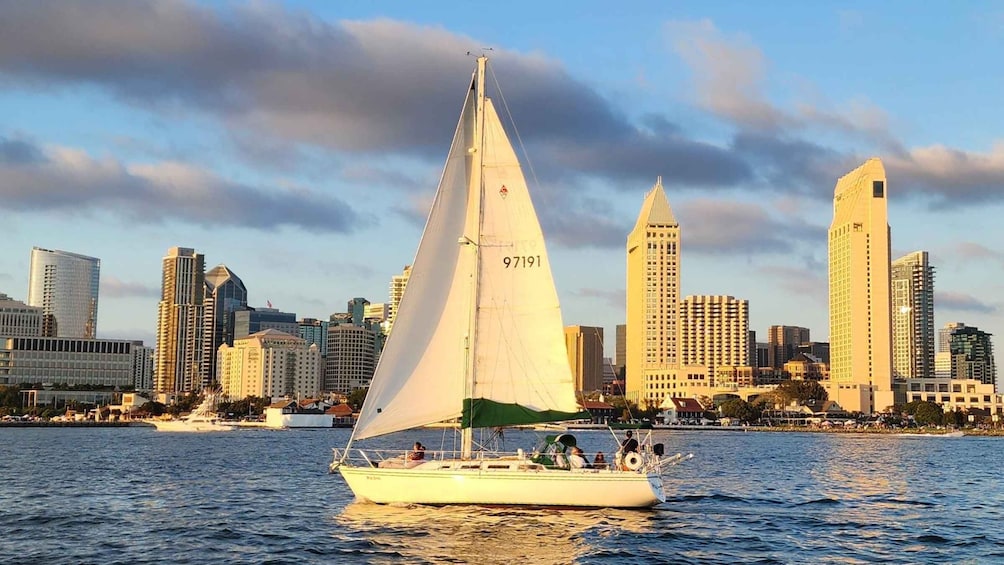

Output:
xmin=155 ymin=247 xmax=206 ymax=393
xmin=27 ymin=247 xmax=100 ymax=338
xmin=827 ymin=158 xmax=893 ymax=412
xmin=626 ymin=177 xmax=679 ymax=400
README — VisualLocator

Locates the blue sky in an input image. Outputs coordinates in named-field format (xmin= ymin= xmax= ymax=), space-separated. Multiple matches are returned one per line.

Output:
xmin=1 ymin=1 xmax=1002 ymax=356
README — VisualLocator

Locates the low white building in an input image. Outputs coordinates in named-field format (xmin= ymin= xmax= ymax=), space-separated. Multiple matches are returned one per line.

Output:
xmin=218 ymin=329 xmax=321 ymax=400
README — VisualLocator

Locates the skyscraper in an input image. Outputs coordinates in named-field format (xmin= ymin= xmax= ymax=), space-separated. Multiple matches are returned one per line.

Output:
xmin=939 ymin=322 xmax=966 ymax=353
xmin=767 ymin=325 xmax=810 ymax=369
xmin=626 ymin=177 xmax=679 ymax=400
xmin=679 ymin=295 xmax=749 ymax=383
xmin=201 ymin=264 xmax=248 ymax=387
xmin=828 ymin=158 xmax=893 ymax=412
xmin=564 ymin=325 xmax=604 ymax=393
xmin=891 ymin=251 xmax=935 ymax=379
xmin=386 ymin=265 xmax=411 ymax=333
xmin=155 ymin=247 xmax=205 ymax=393
xmin=948 ymin=326 xmax=997 ymax=390
xmin=27 ymin=247 xmax=100 ymax=338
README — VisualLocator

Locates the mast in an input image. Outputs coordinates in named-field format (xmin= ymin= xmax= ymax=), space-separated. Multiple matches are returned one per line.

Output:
xmin=461 ymin=55 xmax=488 ymax=459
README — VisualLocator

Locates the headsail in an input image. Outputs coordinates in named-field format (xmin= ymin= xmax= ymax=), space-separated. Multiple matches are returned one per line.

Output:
xmin=353 ymin=58 xmax=586 ymax=442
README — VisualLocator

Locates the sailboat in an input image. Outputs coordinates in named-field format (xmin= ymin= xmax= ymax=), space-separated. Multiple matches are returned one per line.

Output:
xmin=148 ymin=391 xmax=236 ymax=432
xmin=330 ymin=56 xmax=673 ymax=508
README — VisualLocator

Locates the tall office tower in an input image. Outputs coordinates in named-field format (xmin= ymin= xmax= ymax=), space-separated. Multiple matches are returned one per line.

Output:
xmin=747 ymin=330 xmax=757 ymax=368
xmin=828 ymin=158 xmax=893 ymax=411
xmin=948 ymin=326 xmax=997 ymax=389
xmin=767 ymin=326 xmax=811 ymax=369
xmin=626 ymin=177 xmax=679 ymax=400
xmin=0 ymin=295 xmax=42 ymax=337
xmin=756 ymin=342 xmax=770 ymax=368
xmin=891 ymin=251 xmax=935 ymax=379
xmin=298 ymin=318 xmax=330 ymax=356
xmin=679 ymin=295 xmax=749 ymax=383
xmin=154 ymin=247 xmax=205 ymax=393
xmin=364 ymin=302 xmax=389 ymax=323
xmin=939 ymin=322 xmax=966 ymax=353
xmin=201 ymin=265 xmax=248 ymax=387
xmin=325 ymin=323 xmax=378 ymax=393
xmin=27 ymin=247 xmax=100 ymax=338
xmin=386 ymin=265 xmax=411 ymax=333
xmin=564 ymin=325 xmax=604 ymax=393
xmin=615 ymin=324 xmax=626 ymax=377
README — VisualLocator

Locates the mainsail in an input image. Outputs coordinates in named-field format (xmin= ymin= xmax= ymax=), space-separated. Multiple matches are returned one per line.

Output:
xmin=353 ymin=60 xmax=585 ymax=441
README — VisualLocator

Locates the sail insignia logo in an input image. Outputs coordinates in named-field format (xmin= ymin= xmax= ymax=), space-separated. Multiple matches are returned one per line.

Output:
xmin=499 ymin=185 xmax=508 ymax=199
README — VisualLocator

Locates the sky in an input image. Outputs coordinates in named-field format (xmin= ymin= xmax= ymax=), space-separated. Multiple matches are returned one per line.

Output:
xmin=1 ymin=1 xmax=1003 ymax=357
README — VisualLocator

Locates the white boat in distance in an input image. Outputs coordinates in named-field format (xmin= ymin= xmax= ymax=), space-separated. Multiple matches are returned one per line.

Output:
xmin=331 ymin=56 xmax=684 ymax=508
xmin=149 ymin=392 xmax=236 ymax=433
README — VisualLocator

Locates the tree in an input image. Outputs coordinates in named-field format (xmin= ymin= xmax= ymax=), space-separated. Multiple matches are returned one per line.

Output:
xmin=138 ymin=401 xmax=167 ymax=417
xmin=774 ymin=380 xmax=828 ymax=407
xmin=914 ymin=401 xmax=944 ymax=426
xmin=719 ymin=399 xmax=760 ymax=423
xmin=348 ymin=388 xmax=368 ymax=411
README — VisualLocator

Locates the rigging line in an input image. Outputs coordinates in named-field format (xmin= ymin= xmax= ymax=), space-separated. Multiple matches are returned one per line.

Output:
xmin=487 ymin=63 xmax=542 ymax=197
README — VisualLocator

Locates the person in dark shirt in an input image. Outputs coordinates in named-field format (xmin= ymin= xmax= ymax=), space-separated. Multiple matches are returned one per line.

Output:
xmin=408 ymin=442 xmax=426 ymax=461
xmin=621 ymin=430 xmax=639 ymax=453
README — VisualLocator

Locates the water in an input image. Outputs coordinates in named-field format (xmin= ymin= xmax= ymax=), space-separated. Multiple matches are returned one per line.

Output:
xmin=1 ymin=427 xmax=1002 ymax=564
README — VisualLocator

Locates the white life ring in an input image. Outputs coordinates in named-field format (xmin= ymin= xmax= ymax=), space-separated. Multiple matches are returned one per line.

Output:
xmin=623 ymin=452 xmax=642 ymax=471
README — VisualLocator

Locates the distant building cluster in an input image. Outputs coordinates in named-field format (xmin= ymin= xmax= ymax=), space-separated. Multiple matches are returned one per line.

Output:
xmin=1 ymin=158 xmax=998 ymax=421
xmin=619 ymin=159 xmax=997 ymax=417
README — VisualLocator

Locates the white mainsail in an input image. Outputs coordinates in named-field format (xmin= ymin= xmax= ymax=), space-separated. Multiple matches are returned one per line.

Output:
xmin=353 ymin=60 xmax=581 ymax=441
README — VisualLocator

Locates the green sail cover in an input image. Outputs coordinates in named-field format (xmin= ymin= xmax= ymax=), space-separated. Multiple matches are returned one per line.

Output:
xmin=462 ymin=398 xmax=591 ymax=429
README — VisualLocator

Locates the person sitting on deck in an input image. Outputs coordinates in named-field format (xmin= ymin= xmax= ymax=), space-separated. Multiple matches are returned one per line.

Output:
xmin=568 ymin=446 xmax=590 ymax=469
xmin=621 ymin=430 xmax=639 ymax=453
xmin=593 ymin=451 xmax=607 ymax=469
xmin=408 ymin=442 xmax=426 ymax=461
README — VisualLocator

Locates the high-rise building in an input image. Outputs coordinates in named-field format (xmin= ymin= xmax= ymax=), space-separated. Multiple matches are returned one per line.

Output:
xmin=679 ymin=295 xmax=749 ymax=384
xmin=131 ymin=342 xmax=154 ymax=391
xmin=564 ymin=325 xmax=604 ymax=393
xmin=234 ymin=307 xmax=298 ymax=339
xmin=891 ymin=251 xmax=935 ymax=379
xmin=27 ymin=247 xmax=100 ymax=338
xmin=387 ymin=265 xmax=411 ymax=333
xmin=615 ymin=324 xmax=626 ymax=378
xmin=298 ymin=318 xmax=329 ymax=356
xmin=827 ymin=158 xmax=893 ymax=413
xmin=1 ymin=336 xmax=134 ymax=387
xmin=948 ymin=326 xmax=997 ymax=390
xmin=325 ymin=323 xmax=378 ymax=393
xmin=218 ymin=329 xmax=321 ymax=400
xmin=626 ymin=177 xmax=679 ymax=400
xmin=201 ymin=265 xmax=248 ymax=387
xmin=154 ymin=247 xmax=205 ymax=393
xmin=767 ymin=326 xmax=810 ymax=369
xmin=0 ymin=294 xmax=42 ymax=337
xmin=939 ymin=322 xmax=966 ymax=353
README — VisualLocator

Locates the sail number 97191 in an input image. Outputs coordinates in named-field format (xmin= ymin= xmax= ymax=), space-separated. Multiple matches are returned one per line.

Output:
xmin=503 ymin=255 xmax=542 ymax=268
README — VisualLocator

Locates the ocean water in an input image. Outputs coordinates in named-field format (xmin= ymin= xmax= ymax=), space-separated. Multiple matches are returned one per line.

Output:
xmin=1 ymin=427 xmax=1002 ymax=564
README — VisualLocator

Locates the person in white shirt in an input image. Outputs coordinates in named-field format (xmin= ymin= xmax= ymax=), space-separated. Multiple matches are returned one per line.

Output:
xmin=568 ymin=446 xmax=589 ymax=469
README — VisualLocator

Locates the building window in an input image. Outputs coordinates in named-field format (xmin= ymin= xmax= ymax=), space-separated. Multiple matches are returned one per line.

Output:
xmin=873 ymin=180 xmax=884 ymax=198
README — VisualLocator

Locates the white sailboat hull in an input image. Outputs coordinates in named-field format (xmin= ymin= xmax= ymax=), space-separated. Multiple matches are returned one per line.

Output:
xmin=339 ymin=464 xmax=665 ymax=508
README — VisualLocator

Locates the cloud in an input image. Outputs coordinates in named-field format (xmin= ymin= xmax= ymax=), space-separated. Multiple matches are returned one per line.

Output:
xmin=0 ymin=1 xmax=749 ymax=189
xmin=755 ymin=264 xmax=827 ymax=303
xmin=676 ymin=199 xmax=826 ymax=255
xmin=0 ymin=136 xmax=358 ymax=232
xmin=102 ymin=276 xmax=160 ymax=299
xmin=666 ymin=18 xmax=1004 ymax=205
xmin=939 ymin=241 xmax=1004 ymax=268
xmin=937 ymin=291 xmax=998 ymax=314
xmin=572 ymin=288 xmax=624 ymax=310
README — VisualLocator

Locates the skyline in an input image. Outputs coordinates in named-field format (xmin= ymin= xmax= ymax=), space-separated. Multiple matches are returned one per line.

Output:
xmin=2 ymin=1 xmax=1003 ymax=354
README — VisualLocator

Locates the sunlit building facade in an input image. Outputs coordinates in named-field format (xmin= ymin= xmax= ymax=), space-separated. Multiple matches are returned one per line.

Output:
xmin=827 ymin=158 xmax=894 ymax=414
xmin=564 ymin=325 xmax=604 ymax=393
xmin=218 ymin=329 xmax=320 ymax=400
xmin=155 ymin=247 xmax=205 ymax=393
xmin=27 ymin=247 xmax=100 ymax=338
xmin=627 ymin=177 xmax=679 ymax=401
xmin=679 ymin=295 xmax=749 ymax=385
xmin=386 ymin=265 xmax=411 ymax=333
xmin=0 ymin=295 xmax=42 ymax=338
xmin=891 ymin=251 xmax=935 ymax=379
